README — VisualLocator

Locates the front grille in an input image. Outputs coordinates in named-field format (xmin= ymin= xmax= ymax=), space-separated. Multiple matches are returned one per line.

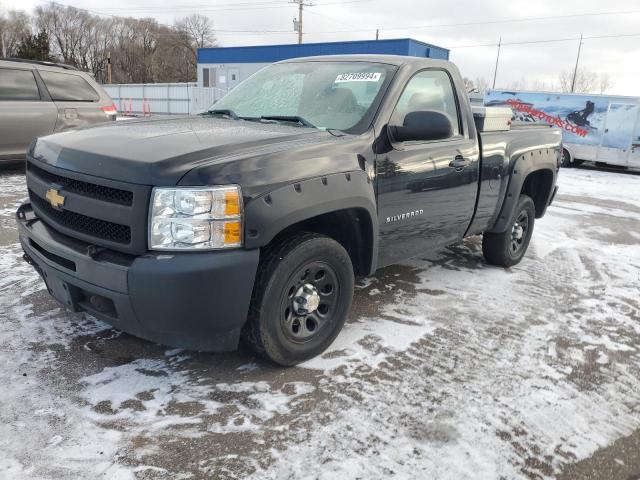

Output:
xmin=28 ymin=162 xmax=133 ymax=206
xmin=30 ymin=190 xmax=131 ymax=244
xmin=26 ymin=158 xmax=151 ymax=254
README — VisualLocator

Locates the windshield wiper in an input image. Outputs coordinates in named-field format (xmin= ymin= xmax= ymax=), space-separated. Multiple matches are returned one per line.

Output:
xmin=205 ymin=108 xmax=239 ymax=120
xmin=259 ymin=115 xmax=317 ymax=128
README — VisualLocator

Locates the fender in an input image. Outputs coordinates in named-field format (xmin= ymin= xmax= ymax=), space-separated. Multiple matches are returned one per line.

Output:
xmin=243 ymin=170 xmax=379 ymax=274
xmin=489 ymin=147 xmax=558 ymax=233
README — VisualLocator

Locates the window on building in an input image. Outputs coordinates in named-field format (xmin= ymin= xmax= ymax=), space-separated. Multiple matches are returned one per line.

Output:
xmin=0 ymin=69 xmax=40 ymax=101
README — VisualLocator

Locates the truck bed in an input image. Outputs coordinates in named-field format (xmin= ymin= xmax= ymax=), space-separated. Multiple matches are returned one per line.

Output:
xmin=469 ymin=125 xmax=562 ymax=235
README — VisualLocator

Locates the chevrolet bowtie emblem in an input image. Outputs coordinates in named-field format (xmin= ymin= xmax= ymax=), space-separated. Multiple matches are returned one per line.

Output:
xmin=45 ymin=187 xmax=66 ymax=210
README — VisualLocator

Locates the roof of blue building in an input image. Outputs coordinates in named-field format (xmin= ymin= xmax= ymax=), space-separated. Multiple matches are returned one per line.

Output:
xmin=197 ymin=38 xmax=450 ymax=64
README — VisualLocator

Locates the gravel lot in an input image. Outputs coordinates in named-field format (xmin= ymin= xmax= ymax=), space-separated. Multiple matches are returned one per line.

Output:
xmin=1 ymin=165 xmax=639 ymax=480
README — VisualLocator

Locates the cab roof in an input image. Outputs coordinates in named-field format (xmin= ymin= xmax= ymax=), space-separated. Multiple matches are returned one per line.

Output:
xmin=278 ymin=54 xmax=452 ymax=68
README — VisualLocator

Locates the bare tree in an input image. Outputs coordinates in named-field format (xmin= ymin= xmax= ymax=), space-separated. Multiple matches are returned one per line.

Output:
xmin=173 ymin=14 xmax=217 ymax=79
xmin=4 ymin=3 xmax=218 ymax=83
xmin=462 ymin=77 xmax=475 ymax=92
xmin=0 ymin=10 xmax=31 ymax=57
xmin=598 ymin=73 xmax=613 ymax=94
xmin=35 ymin=3 xmax=94 ymax=67
xmin=530 ymin=79 xmax=556 ymax=92
xmin=175 ymin=14 xmax=216 ymax=50
xmin=557 ymin=68 xmax=611 ymax=94
xmin=474 ymin=77 xmax=489 ymax=93
xmin=506 ymin=76 xmax=529 ymax=91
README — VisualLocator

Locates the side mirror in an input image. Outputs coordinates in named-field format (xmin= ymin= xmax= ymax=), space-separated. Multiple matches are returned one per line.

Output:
xmin=390 ymin=110 xmax=453 ymax=143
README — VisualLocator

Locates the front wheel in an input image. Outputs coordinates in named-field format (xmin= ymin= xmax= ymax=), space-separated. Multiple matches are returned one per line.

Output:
xmin=243 ymin=232 xmax=354 ymax=366
xmin=482 ymin=194 xmax=536 ymax=267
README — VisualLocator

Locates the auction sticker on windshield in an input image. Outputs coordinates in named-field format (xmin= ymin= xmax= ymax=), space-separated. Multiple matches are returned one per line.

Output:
xmin=335 ymin=72 xmax=382 ymax=83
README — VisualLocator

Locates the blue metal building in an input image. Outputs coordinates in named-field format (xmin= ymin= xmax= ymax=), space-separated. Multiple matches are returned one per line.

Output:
xmin=197 ymin=38 xmax=449 ymax=91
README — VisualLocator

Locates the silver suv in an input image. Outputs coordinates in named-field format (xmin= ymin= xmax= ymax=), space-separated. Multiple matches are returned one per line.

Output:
xmin=0 ymin=58 xmax=116 ymax=164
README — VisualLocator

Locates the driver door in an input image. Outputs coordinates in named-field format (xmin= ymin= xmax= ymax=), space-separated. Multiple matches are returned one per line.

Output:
xmin=376 ymin=69 xmax=479 ymax=267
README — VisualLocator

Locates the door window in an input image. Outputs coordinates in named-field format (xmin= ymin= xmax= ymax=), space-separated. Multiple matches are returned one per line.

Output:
xmin=391 ymin=70 xmax=460 ymax=137
xmin=39 ymin=70 xmax=99 ymax=102
xmin=0 ymin=68 xmax=40 ymax=101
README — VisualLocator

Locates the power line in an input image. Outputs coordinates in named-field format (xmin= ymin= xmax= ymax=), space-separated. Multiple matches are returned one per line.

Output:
xmin=282 ymin=8 xmax=640 ymax=35
xmin=41 ymin=1 xmax=640 ymax=48
xmin=163 ymin=8 xmax=640 ymax=35
xmin=362 ymin=9 xmax=640 ymax=34
xmin=44 ymin=2 xmax=640 ymax=35
xmin=96 ymin=1 xmax=293 ymax=10
xmin=448 ymin=32 xmax=640 ymax=49
xmin=90 ymin=0 xmax=374 ymax=14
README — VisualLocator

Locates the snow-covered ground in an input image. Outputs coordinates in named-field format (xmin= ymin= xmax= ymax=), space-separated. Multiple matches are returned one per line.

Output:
xmin=0 ymin=167 xmax=639 ymax=479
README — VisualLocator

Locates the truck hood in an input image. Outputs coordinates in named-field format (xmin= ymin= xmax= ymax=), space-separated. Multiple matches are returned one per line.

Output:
xmin=32 ymin=116 xmax=334 ymax=185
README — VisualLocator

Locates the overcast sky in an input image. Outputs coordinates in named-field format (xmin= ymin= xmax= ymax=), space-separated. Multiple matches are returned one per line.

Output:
xmin=2 ymin=0 xmax=639 ymax=95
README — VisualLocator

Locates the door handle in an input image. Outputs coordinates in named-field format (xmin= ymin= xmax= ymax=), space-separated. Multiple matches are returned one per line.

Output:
xmin=449 ymin=156 xmax=471 ymax=169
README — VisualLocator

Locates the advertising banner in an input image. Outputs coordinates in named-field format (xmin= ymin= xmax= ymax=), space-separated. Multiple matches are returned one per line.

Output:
xmin=485 ymin=91 xmax=610 ymax=147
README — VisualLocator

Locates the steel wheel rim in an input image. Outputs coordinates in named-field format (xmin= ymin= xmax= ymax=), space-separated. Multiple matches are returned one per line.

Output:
xmin=279 ymin=261 xmax=339 ymax=344
xmin=510 ymin=211 xmax=529 ymax=255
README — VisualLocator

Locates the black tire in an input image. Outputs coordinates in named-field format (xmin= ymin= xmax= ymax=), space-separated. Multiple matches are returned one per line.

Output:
xmin=482 ymin=194 xmax=536 ymax=268
xmin=561 ymin=148 xmax=573 ymax=167
xmin=243 ymin=232 xmax=354 ymax=366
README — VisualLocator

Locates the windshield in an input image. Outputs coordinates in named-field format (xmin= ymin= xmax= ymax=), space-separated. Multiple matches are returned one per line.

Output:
xmin=211 ymin=61 xmax=395 ymax=133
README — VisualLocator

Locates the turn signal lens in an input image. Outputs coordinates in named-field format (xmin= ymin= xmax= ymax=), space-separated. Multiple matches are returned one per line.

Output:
xmin=224 ymin=190 xmax=241 ymax=217
xmin=224 ymin=221 xmax=242 ymax=246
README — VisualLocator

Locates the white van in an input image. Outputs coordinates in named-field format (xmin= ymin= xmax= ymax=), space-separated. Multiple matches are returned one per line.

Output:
xmin=485 ymin=90 xmax=640 ymax=168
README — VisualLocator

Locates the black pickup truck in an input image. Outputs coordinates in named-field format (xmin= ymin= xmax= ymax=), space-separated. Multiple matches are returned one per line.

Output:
xmin=17 ymin=55 xmax=561 ymax=365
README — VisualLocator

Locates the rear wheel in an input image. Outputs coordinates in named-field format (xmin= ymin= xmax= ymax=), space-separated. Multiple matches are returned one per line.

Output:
xmin=561 ymin=148 xmax=584 ymax=167
xmin=243 ymin=232 xmax=354 ymax=366
xmin=482 ymin=194 xmax=536 ymax=267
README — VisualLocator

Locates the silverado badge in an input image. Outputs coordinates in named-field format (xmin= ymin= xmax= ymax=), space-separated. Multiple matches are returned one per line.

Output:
xmin=45 ymin=187 xmax=66 ymax=210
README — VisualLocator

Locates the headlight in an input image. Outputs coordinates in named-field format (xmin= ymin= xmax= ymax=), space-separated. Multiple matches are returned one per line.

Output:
xmin=149 ymin=186 xmax=242 ymax=250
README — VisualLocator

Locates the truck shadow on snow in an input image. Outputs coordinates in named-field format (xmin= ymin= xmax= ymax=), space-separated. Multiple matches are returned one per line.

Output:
xmin=33 ymin=235 xmax=491 ymax=381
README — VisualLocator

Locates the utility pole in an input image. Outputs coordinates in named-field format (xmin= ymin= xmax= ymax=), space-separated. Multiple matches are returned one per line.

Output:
xmin=570 ymin=34 xmax=583 ymax=93
xmin=492 ymin=37 xmax=501 ymax=89
xmin=107 ymin=51 xmax=112 ymax=84
xmin=297 ymin=0 xmax=303 ymax=44
xmin=291 ymin=0 xmax=312 ymax=44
